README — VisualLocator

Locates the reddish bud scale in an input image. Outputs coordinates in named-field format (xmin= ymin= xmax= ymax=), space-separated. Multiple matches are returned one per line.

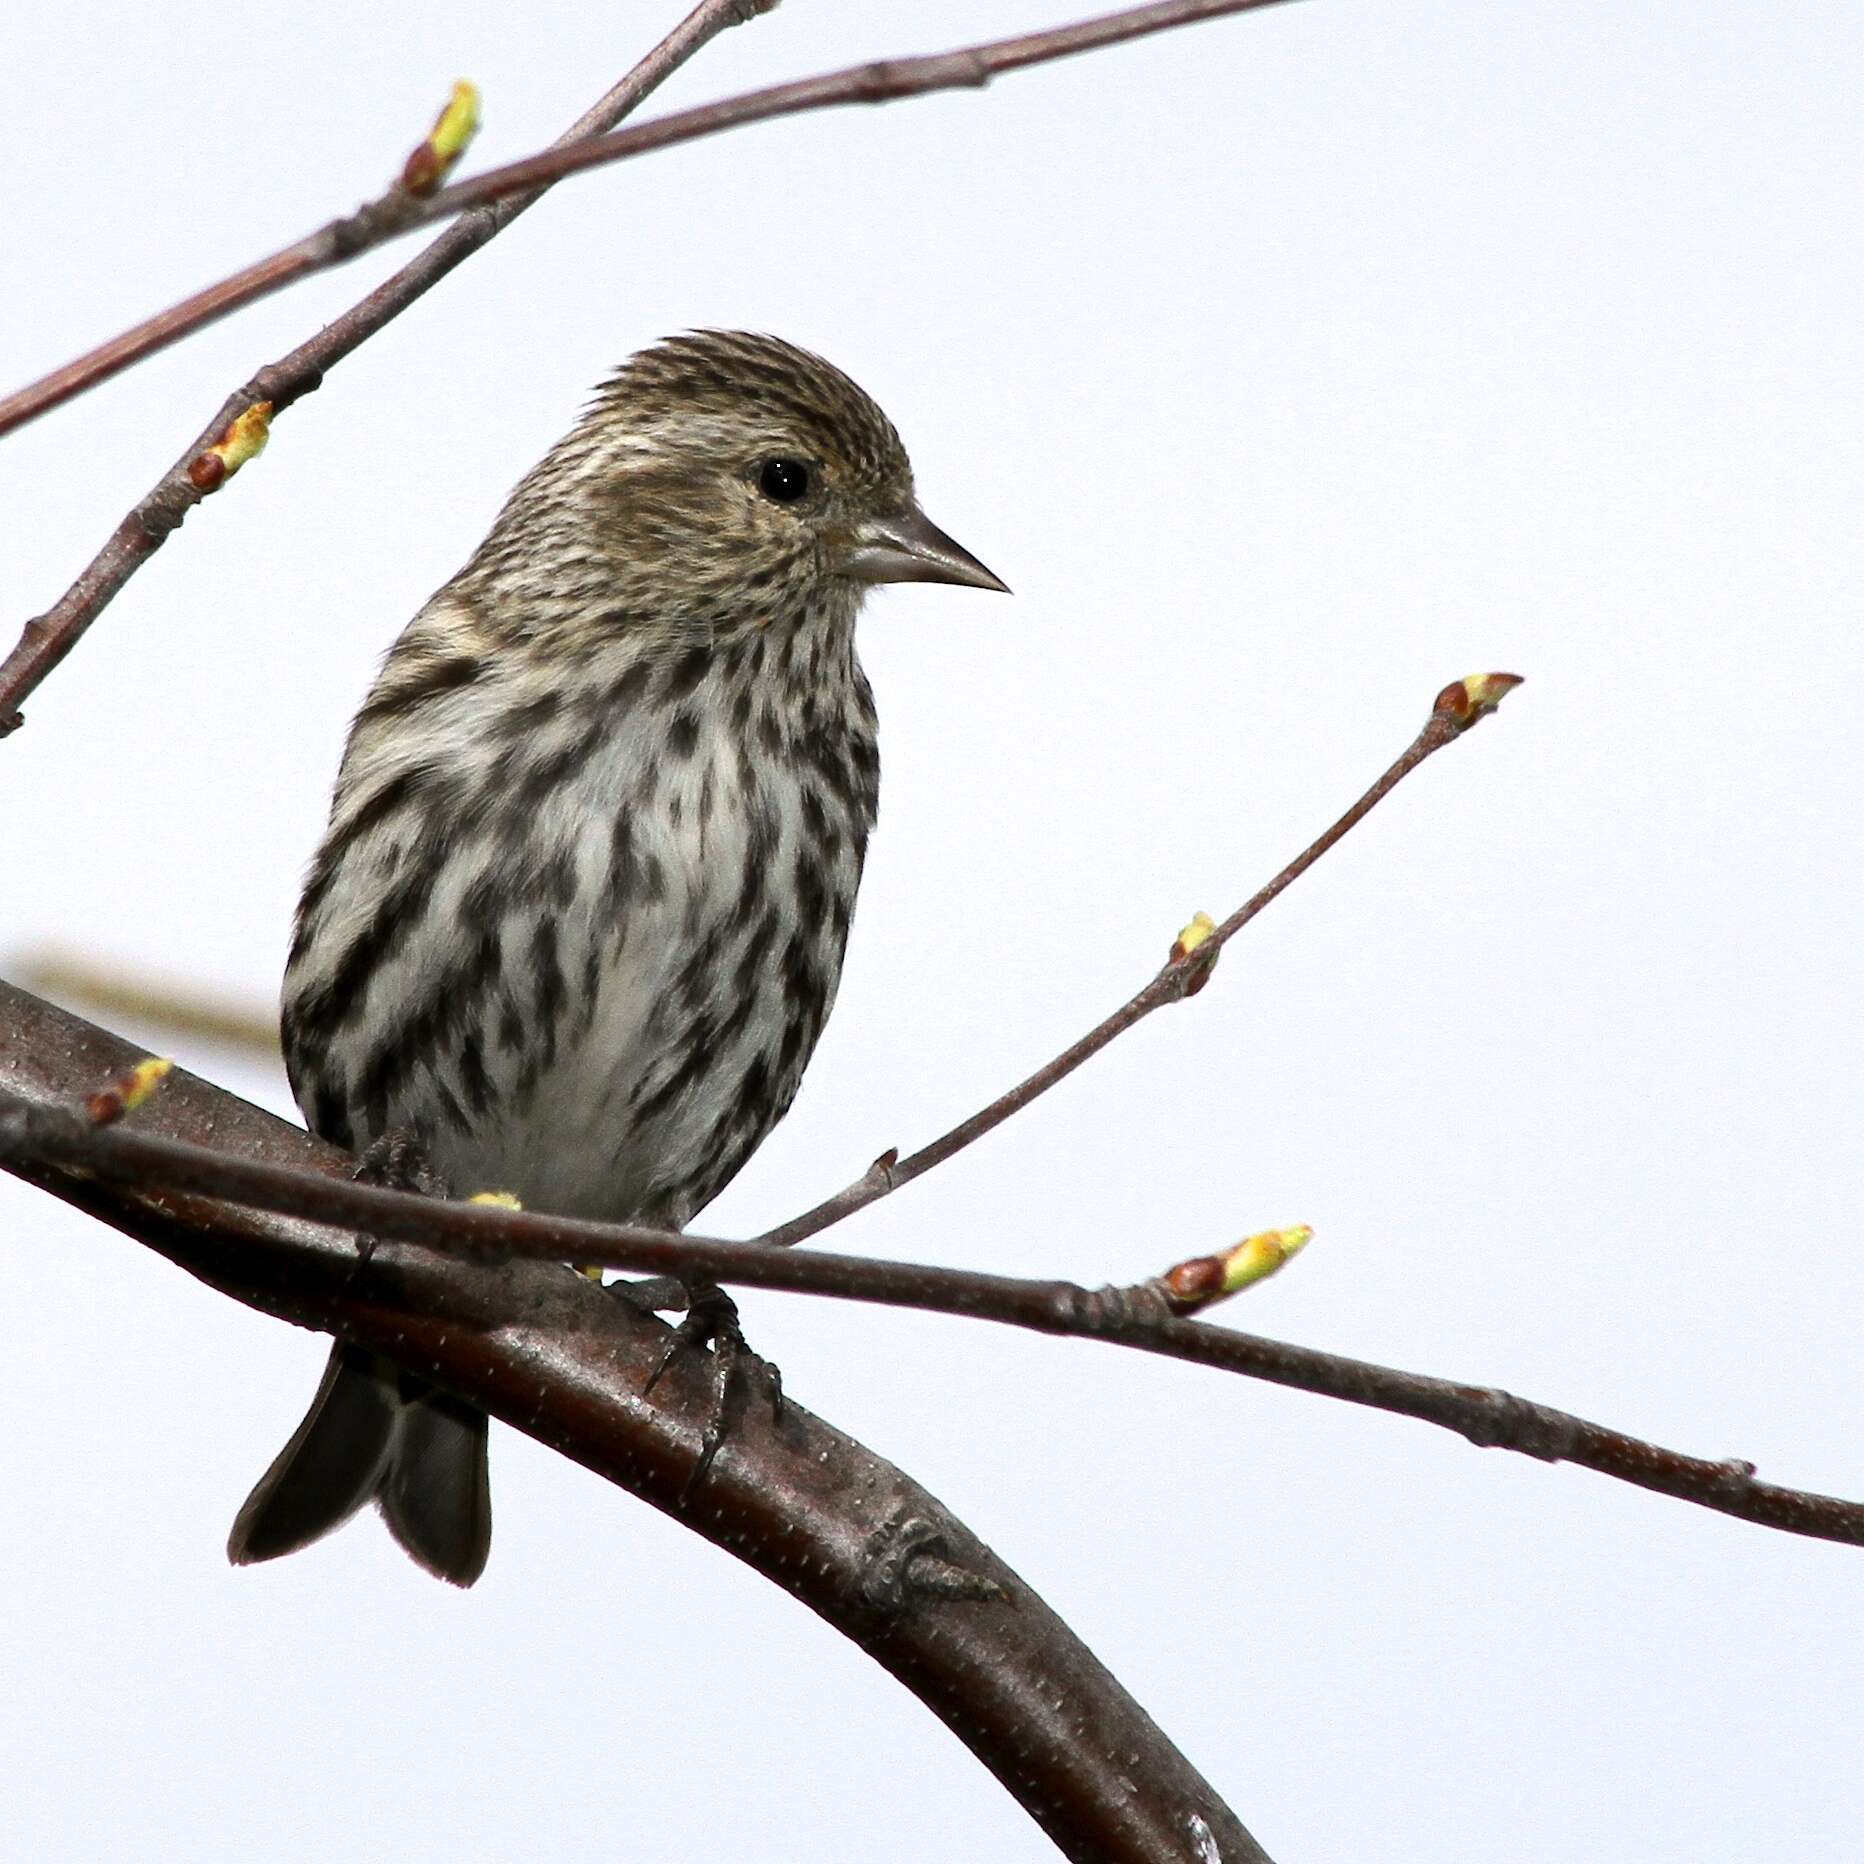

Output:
xmin=187 ymin=453 xmax=227 ymax=492
xmin=1162 ymin=1257 xmax=1225 ymax=1309
xmin=1168 ymin=946 xmax=1216 ymax=998
xmin=401 ymin=145 xmax=442 ymax=197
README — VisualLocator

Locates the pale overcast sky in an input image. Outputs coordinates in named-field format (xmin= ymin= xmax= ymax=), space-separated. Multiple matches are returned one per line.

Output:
xmin=5 ymin=3 xmax=1863 ymax=1859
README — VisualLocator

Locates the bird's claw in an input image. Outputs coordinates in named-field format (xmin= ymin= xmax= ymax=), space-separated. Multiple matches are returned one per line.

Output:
xmin=639 ymin=1283 xmax=783 ymax=1503
xmin=345 ymin=1127 xmax=454 ymax=1274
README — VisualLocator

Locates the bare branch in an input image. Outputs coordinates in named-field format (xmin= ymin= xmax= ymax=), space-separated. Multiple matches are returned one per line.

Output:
xmin=760 ymin=674 xmax=1523 ymax=1249
xmin=0 ymin=0 xmax=773 ymax=735
xmin=0 ymin=1 xmax=1294 ymax=448
xmin=0 ymin=977 xmax=1269 ymax=1864
xmin=5 ymin=978 xmax=1858 ymax=1551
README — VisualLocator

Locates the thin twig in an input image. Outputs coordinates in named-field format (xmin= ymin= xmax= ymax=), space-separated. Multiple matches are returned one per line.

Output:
xmin=3 ymin=984 xmax=1856 ymax=1550
xmin=0 ymin=0 xmax=1293 ymax=449
xmin=0 ymin=0 xmax=773 ymax=735
xmin=760 ymin=674 xmax=1520 ymax=1249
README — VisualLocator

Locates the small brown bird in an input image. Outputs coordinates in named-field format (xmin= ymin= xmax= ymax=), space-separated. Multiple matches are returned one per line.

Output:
xmin=229 ymin=332 xmax=1004 ymax=1584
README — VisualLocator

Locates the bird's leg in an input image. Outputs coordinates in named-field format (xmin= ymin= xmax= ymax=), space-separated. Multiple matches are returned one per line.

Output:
xmin=636 ymin=1280 xmax=783 ymax=1502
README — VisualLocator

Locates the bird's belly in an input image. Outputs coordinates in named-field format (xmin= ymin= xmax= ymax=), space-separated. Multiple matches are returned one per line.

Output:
xmin=425 ymin=899 xmax=782 ymax=1224
xmin=365 ymin=740 xmax=855 ymax=1229
xmin=418 ymin=912 xmax=685 ymax=1218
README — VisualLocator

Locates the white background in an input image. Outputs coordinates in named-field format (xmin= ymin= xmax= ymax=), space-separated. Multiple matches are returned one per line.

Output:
xmin=5 ymin=2 xmax=1863 ymax=1858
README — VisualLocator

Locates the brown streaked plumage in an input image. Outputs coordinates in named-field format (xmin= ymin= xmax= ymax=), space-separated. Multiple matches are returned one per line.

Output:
xmin=229 ymin=333 xmax=1005 ymax=1585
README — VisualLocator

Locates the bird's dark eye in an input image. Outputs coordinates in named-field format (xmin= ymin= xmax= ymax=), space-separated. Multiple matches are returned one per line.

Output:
xmin=757 ymin=457 xmax=812 ymax=504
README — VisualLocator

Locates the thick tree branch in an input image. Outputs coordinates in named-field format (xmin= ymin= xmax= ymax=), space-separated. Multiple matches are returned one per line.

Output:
xmin=0 ymin=981 xmax=1267 ymax=1864
xmin=0 ymin=0 xmax=771 ymax=735
xmin=5 ymin=981 xmax=1858 ymax=1550
xmin=0 ymin=0 xmax=1299 ymax=737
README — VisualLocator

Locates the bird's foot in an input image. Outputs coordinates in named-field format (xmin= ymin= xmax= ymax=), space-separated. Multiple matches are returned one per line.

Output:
xmin=638 ymin=1281 xmax=783 ymax=1503
xmin=352 ymin=1127 xmax=451 ymax=1199
xmin=345 ymin=1127 xmax=455 ymax=1272
xmin=607 ymin=1274 xmax=689 ymax=1314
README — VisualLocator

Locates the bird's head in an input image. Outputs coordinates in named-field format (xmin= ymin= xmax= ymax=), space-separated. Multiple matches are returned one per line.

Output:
xmin=467 ymin=331 xmax=1004 ymax=643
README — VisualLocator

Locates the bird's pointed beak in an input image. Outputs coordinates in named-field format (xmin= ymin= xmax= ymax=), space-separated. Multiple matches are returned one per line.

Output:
xmin=843 ymin=504 xmax=1009 ymax=594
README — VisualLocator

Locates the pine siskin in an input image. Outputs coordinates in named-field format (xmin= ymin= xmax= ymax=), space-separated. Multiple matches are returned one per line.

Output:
xmin=228 ymin=332 xmax=1005 ymax=1585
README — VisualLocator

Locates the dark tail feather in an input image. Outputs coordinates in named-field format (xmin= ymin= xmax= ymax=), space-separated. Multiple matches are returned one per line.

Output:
xmin=380 ymin=1384 xmax=492 ymax=1588
xmin=228 ymin=1345 xmax=493 ymax=1586
xmin=228 ymin=1342 xmax=398 ymax=1565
